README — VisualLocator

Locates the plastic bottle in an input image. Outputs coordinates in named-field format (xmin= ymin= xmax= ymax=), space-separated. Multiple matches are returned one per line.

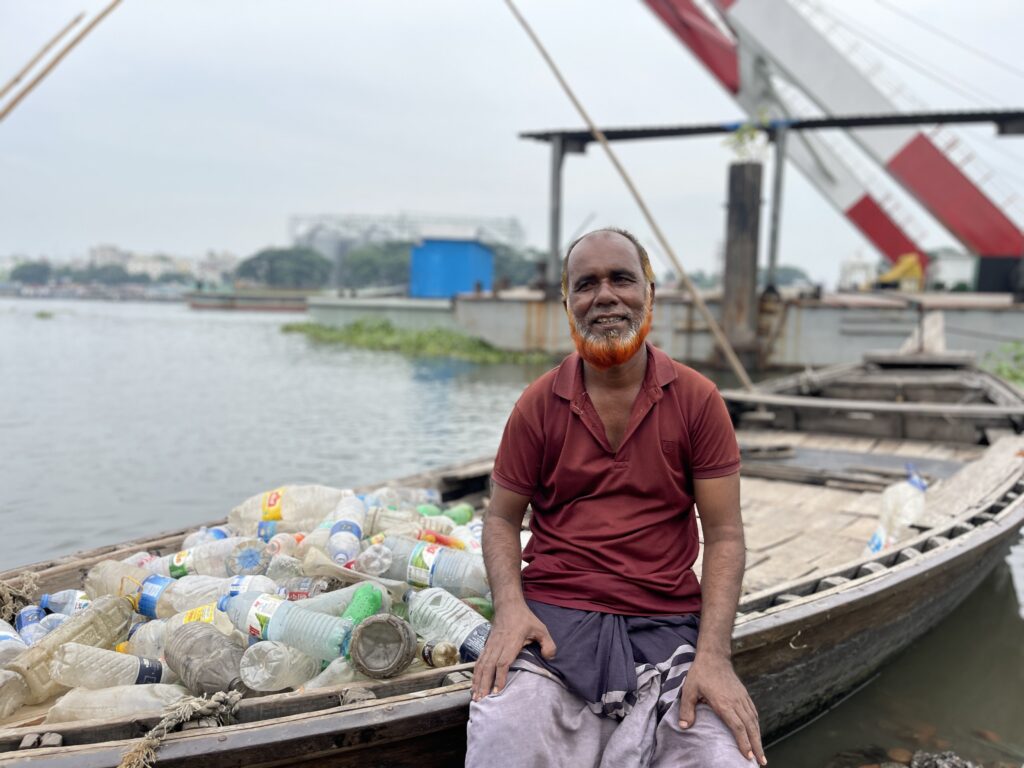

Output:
xmin=381 ymin=536 xmax=489 ymax=598
xmin=302 ymin=656 xmax=371 ymax=690
xmin=121 ymin=602 xmax=238 ymax=659
xmin=239 ymin=641 xmax=320 ymax=691
xmin=362 ymin=506 xmax=454 ymax=537
xmin=418 ymin=639 xmax=460 ymax=668
xmin=277 ymin=576 xmax=330 ymax=601
xmin=182 ymin=524 xmax=234 ymax=549
xmin=440 ymin=502 xmax=474 ymax=526
xmin=364 ymin=486 xmax=441 ymax=510
xmin=353 ymin=543 xmax=393 ymax=577
xmin=160 ymin=574 xmax=279 ymax=616
xmin=449 ymin=525 xmax=483 ymax=556
xmin=39 ymin=589 xmax=91 ymax=616
xmin=264 ymin=532 xmax=305 ymax=558
xmin=229 ymin=485 xmax=352 ymax=537
xmin=0 ymin=595 xmax=135 ymax=717
xmin=348 ymin=614 xmax=417 ymax=679
xmin=293 ymin=582 xmax=391 ymax=617
xmin=220 ymin=582 xmax=382 ymax=661
xmin=266 ymin=554 xmax=305 ymax=582
xmin=0 ymin=619 xmax=28 ymax=666
xmin=83 ymin=560 xmax=152 ymax=600
xmin=406 ymin=587 xmax=492 ymax=662
xmin=50 ymin=642 xmax=178 ymax=688
xmin=39 ymin=613 xmax=69 ymax=635
xmin=864 ymin=465 xmax=928 ymax=555
xmin=165 ymin=621 xmax=248 ymax=696
xmin=45 ymin=683 xmax=191 ymax=724
xmin=15 ymin=606 xmax=48 ymax=645
xmin=145 ymin=537 xmax=269 ymax=579
xmin=326 ymin=497 xmax=368 ymax=565
xmin=121 ymin=551 xmax=159 ymax=569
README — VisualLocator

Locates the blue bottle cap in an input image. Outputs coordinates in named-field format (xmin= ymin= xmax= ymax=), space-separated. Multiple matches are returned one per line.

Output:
xmin=39 ymin=594 xmax=51 ymax=612
xmin=217 ymin=595 xmax=230 ymax=612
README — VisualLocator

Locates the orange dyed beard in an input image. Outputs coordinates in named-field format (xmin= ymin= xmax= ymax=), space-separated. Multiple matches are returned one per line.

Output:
xmin=568 ymin=299 xmax=653 ymax=370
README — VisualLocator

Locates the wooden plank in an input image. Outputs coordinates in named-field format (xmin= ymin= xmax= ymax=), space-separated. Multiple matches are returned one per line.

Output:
xmin=723 ymin=388 xmax=1024 ymax=417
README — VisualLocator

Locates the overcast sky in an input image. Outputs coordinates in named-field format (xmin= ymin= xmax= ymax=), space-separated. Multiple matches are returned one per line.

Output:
xmin=2 ymin=0 xmax=1022 ymax=286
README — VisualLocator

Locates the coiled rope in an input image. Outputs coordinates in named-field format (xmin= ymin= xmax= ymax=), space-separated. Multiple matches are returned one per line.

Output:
xmin=0 ymin=572 xmax=39 ymax=624
xmin=118 ymin=690 xmax=243 ymax=768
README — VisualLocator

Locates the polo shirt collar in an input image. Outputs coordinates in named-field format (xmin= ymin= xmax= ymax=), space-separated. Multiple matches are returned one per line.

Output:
xmin=552 ymin=342 xmax=677 ymax=401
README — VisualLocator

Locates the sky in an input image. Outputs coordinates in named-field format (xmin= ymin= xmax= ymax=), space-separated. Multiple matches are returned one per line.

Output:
xmin=1 ymin=0 xmax=1023 ymax=287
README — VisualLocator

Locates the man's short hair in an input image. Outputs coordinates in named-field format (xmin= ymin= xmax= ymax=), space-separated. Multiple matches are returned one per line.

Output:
xmin=561 ymin=227 xmax=656 ymax=300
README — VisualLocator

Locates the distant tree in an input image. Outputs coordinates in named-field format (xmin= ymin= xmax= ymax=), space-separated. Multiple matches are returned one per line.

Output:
xmin=491 ymin=244 xmax=545 ymax=287
xmin=156 ymin=271 xmax=193 ymax=284
xmin=11 ymin=261 xmax=52 ymax=285
xmin=236 ymin=247 xmax=332 ymax=289
xmin=339 ymin=242 xmax=413 ymax=289
xmin=758 ymin=264 xmax=811 ymax=288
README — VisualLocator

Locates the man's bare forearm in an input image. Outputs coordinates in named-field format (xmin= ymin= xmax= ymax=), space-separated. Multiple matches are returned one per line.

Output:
xmin=483 ymin=514 xmax=526 ymax=611
xmin=695 ymin=533 xmax=745 ymax=659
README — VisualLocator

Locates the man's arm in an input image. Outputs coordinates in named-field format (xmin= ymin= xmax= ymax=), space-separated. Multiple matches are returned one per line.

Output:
xmin=679 ymin=472 xmax=766 ymax=765
xmin=470 ymin=483 xmax=556 ymax=702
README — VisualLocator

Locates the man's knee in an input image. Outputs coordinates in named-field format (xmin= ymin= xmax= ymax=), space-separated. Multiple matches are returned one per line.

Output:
xmin=652 ymin=703 xmax=758 ymax=768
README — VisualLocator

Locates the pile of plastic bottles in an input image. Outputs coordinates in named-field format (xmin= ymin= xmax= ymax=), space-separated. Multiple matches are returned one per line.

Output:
xmin=0 ymin=484 xmax=491 ymax=725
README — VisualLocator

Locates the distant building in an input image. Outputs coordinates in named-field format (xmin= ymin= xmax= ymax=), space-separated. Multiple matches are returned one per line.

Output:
xmin=409 ymin=238 xmax=494 ymax=299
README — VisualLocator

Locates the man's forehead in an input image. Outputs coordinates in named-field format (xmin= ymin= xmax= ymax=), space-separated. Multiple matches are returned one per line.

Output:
xmin=567 ymin=231 xmax=642 ymax=276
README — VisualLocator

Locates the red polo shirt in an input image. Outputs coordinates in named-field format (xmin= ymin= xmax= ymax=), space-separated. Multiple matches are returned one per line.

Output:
xmin=492 ymin=343 xmax=740 ymax=616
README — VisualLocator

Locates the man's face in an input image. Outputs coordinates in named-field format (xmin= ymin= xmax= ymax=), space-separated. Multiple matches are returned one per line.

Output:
xmin=565 ymin=232 xmax=653 ymax=370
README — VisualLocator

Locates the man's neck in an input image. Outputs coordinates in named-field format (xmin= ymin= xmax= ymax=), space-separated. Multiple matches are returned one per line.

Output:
xmin=582 ymin=343 xmax=648 ymax=392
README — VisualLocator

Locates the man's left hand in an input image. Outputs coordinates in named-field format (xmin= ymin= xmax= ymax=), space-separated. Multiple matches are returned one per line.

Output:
xmin=678 ymin=654 xmax=765 ymax=765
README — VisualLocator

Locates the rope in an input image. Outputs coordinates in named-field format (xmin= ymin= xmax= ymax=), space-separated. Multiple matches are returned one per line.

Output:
xmin=117 ymin=690 xmax=243 ymax=768
xmin=0 ymin=572 xmax=39 ymax=624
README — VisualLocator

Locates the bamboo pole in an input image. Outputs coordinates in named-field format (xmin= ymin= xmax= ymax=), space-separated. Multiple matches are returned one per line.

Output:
xmin=0 ymin=0 xmax=123 ymax=125
xmin=503 ymin=0 xmax=756 ymax=391
xmin=0 ymin=13 xmax=84 ymax=103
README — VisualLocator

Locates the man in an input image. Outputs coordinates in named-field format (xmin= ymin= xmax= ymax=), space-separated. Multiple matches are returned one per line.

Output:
xmin=466 ymin=228 xmax=764 ymax=767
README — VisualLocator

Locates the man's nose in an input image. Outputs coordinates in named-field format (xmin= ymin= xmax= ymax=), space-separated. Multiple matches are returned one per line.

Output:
xmin=594 ymin=279 xmax=619 ymax=305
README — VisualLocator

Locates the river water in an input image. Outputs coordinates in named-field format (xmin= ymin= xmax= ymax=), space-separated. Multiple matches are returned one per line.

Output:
xmin=1 ymin=298 xmax=1021 ymax=764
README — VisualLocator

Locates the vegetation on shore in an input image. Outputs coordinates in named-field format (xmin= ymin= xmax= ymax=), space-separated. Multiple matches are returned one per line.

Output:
xmin=283 ymin=319 xmax=555 ymax=365
xmin=34 ymin=310 xmax=54 ymax=320
xmin=986 ymin=342 xmax=1024 ymax=386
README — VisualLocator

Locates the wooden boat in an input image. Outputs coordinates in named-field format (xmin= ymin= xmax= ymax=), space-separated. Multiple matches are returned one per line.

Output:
xmin=2 ymin=353 xmax=1023 ymax=766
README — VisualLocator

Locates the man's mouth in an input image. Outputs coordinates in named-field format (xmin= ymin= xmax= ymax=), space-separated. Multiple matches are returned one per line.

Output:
xmin=591 ymin=315 xmax=628 ymax=327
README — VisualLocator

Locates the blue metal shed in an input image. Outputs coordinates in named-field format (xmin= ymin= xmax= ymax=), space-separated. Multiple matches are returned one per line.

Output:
xmin=409 ymin=239 xmax=494 ymax=298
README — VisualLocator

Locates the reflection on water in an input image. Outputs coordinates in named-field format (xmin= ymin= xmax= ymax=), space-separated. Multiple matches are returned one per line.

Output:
xmin=2 ymin=298 xmax=1021 ymax=762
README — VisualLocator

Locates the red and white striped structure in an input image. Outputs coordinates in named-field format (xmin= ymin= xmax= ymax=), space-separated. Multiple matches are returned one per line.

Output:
xmin=644 ymin=0 xmax=1024 ymax=269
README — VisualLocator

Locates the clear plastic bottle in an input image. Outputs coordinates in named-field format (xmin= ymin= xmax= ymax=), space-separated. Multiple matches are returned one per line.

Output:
xmin=83 ymin=560 xmax=152 ymax=600
xmin=0 ymin=595 xmax=135 ymax=717
xmin=266 ymin=553 xmax=305 ymax=582
xmin=15 ymin=606 xmax=48 ymax=645
xmin=220 ymin=583 xmax=383 ymax=661
xmin=406 ymin=587 xmax=492 ymax=662
xmin=45 ymin=683 xmax=191 ymax=724
xmin=145 ymin=537 xmax=269 ymax=579
xmin=264 ymin=532 xmax=305 ymax=558
xmin=326 ymin=497 xmax=368 ymax=565
xmin=182 ymin=524 xmax=234 ymax=549
xmin=864 ymin=465 xmax=929 ymax=555
xmin=277 ymin=576 xmax=330 ymax=601
xmin=353 ymin=543 xmax=393 ymax=576
xmin=348 ymin=614 xmax=417 ymax=678
xmin=39 ymin=589 xmax=91 ymax=616
xmin=239 ymin=641 xmax=320 ymax=691
xmin=449 ymin=525 xmax=483 ymax=556
xmin=294 ymin=582 xmax=391 ymax=617
xmin=50 ymin=642 xmax=178 ymax=688
xmin=39 ymin=613 xmax=69 ymax=635
xmin=122 ymin=602 xmax=238 ymax=659
xmin=382 ymin=536 xmax=489 ymax=598
xmin=160 ymin=574 xmax=279 ymax=616
xmin=0 ymin=619 xmax=28 ymax=666
xmin=121 ymin=551 xmax=159 ymax=569
xmin=229 ymin=485 xmax=352 ymax=537
xmin=364 ymin=506 xmax=455 ymax=537
xmin=165 ymin=622 xmax=248 ymax=696
xmin=302 ymin=656 xmax=371 ymax=690
xmin=364 ymin=486 xmax=440 ymax=510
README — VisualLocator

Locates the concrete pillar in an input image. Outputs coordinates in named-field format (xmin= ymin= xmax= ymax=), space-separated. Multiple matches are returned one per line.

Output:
xmin=721 ymin=162 xmax=763 ymax=356
xmin=547 ymin=136 xmax=565 ymax=300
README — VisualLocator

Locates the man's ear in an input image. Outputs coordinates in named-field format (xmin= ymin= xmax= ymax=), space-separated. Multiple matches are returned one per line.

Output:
xmin=649 ymin=282 xmax=656 ymax=305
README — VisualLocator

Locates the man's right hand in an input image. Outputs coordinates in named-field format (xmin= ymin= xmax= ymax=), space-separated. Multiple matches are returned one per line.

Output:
xmin=470 ymin=602 xmax=557 ymax=701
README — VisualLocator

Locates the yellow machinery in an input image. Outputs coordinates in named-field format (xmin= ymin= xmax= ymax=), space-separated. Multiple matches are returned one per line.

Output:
xmin=874 ymin=253 xmax=925 ymax=292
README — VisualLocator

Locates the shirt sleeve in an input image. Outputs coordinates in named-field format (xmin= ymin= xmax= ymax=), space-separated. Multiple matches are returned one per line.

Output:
xmin=689 ymin=388 xmax=741 ymax=479
xmin=491 ymin=402 xmax=543 ymax=497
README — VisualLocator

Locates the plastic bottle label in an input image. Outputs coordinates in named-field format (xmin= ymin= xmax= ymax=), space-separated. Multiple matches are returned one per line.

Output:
xmin=459 ymin=623 xmax=491 ymax=662
xmin=72 ymin=593 xmax=92 ymax=614
xmin=134 ymin=657 xmax=163 ymax=685
xmin=246 ymin=594 xmax=285 ymax=640
xmin=280 ymin=578 xmax=317 ymax=601
xmin=182 ymin=604 xmax=217 ymax=624
xmin=330 ymin=520 xmax=362 ymax=539
xmin=261 ymin=488 xmax=285 ymax=521
xmin=257 ymin=520 xmax=278 ymax=541
xmin=138 ymin=576 xmax=174 ymax=619
xmin=407 ymin=542 xmax=443 ymax=588
xmin=168 ymin=550 xmax=195 ymax=579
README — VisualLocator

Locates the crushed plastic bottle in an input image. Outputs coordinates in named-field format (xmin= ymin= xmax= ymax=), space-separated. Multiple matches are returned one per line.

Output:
xmin=39 ymin=590 xmax=91 ymax=616
xmin=165 ymin=621 xmax=248 ymax=696
xmin=406 ymin=587 xmax=491 ymax=662
xmin=264 ymin=532 xmax=305 ymax=557
xmin=0 ymin=619 xmax=28 ymax=666
xmin=229 ymin=485 xmax=352 ymax=537
xmin=864 ymin=464 xmax=928 ymax=556
xmin=239 ymin=641 xmax=320 ymax=691
xmin=277 ymin=576 xmax=330 ymax=601
xmin=220 ymin=582 xmax=382 ymax=661
xmin=0 ymin=595 xmax=135 ymax=718
xmin=353 ymin=543 xmax=392 ymax=577
xmin=15 ymin=606 xmax=48 ymax=645
xmin=449 ymin=525 xmax=483 ymax=556
xmin=45 ymin=683 xmax=190 ymax=724
xmin=50 ymin=642 xmax=178 ymax=688
xmin=302 ymin=656 xmax=372 ymax=690
xmin=381 ymin=536 xmax=489 ymax=598
xmin=266 ymin=554 xmax=305 ymax=582
xmin=292 ymin=581 xmax=391 ymax=617
xmin=364 ymin=506 xmax=455 ymax=537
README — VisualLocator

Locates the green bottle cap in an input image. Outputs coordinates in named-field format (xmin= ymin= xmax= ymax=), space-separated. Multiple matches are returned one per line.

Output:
xmin=443 ymin=503 xmax=474 ymax=526
xmin=416 ymin=504 xmax=442 ymax=517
